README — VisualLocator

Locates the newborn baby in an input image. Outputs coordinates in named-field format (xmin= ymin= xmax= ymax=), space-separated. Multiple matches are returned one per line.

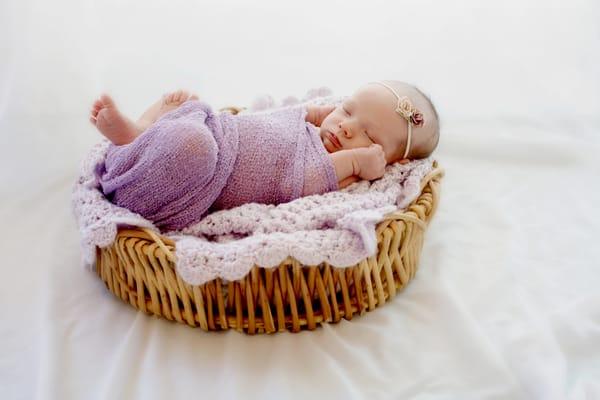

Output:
xmin=90 ymin=81 xmax=439 ymax=231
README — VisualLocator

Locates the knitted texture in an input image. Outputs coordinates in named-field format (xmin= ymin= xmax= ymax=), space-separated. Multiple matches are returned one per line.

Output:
xmin=71 ymin=90 xmax=435 ymax=286
xmin=171 ymin=157 xmax=433 ymax=285
xmin=96 ymin=100 xmax=337 ymax=231
xmin=96 ymin=101 xmax=238 ymax=231
xmin=210 ymin=104 xmax=338 ymax=211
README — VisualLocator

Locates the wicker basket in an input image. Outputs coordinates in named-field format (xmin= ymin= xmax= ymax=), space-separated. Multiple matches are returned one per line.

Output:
xmin=95 ymin=161 xmax=443 ymax=334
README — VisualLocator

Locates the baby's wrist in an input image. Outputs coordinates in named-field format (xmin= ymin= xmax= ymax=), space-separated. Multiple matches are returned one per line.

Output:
xmin=349 ymin=149 xmax=361 ymax=176
xmin=305 ymin=105 xmax=318 ymax=125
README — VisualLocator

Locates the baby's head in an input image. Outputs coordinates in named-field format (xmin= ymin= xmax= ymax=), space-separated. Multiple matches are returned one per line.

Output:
xmin=320 ymin=80 xmax=440 ymax=163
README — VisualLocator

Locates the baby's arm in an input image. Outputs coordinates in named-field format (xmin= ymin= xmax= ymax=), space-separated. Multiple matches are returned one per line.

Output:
xmin=330 ymin=150 xmax=360 ymax=185
xmin=330 ymin=144 xmax=386 ymax=188
xmin=338 ymin=175 xmax=360 ymax=189
xmin=305 ymin=105 xmax=336 ymax=126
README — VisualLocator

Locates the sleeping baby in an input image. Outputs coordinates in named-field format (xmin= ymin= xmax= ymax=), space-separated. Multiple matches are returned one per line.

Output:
xmin=90 ymin=81 xmax=440 ymax=231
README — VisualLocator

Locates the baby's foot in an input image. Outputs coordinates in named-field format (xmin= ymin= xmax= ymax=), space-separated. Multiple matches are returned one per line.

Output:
xmin=136 ymin=90 xmax=199 ymax=131
xmin=89 ymin=95 xmax=140 ymax=145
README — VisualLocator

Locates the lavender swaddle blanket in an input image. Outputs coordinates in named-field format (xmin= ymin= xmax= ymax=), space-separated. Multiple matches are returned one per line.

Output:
xmin=71 ymin=89 xmax=435 ymax=286
xmin=95 ymin=101 xmax=239 ymax=231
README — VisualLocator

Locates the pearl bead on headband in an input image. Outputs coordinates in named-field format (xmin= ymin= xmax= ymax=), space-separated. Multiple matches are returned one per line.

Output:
xmin=369 ymin=81 xmax=424 ymax=160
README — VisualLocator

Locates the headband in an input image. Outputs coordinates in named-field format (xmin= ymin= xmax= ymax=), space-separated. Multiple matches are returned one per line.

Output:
xmin=369 ymin=81 xmax=424 ymax=160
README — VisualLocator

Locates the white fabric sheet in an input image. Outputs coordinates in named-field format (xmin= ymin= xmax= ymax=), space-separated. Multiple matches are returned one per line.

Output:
xmin=1 ymin=1 xmax=599 ymax=399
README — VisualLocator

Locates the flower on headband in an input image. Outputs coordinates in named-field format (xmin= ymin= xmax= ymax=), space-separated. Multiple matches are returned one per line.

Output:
xmin=395 ymin=96 xmax=424 ymax=126
xmin=395 ymin=97 xmax=415 ymax=120
xmin=410 ymin=111 xmax=424 ymax=127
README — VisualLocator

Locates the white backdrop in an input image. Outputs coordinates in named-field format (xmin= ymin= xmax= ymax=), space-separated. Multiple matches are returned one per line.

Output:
xmin=1 ymin=0 xmax=599 ymax=399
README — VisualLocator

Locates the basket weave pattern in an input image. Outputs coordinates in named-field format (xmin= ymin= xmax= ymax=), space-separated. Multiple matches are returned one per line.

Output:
xmin=96 ymin=162 xmax=443 ymax=334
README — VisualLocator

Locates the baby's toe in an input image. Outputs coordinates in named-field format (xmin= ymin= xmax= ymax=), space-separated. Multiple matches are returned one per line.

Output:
xmin=89 ymin=105 xmax=101 ymax=123
xmin=90 ymin=104 xmax=101 ymax=118
xmin=90 ymin=99 xmax=104 ymax=116
xmin=99 ymin=94 xmax=116 ymax=108
xmin=163 ymin=91 xmax=176 ymax=104
xmin=164 ymin=90 xmax=189 ymax=105
xmin=174 ymin=90 xmax=188 ymax=103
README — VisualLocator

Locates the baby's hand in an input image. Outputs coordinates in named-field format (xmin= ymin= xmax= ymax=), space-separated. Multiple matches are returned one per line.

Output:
xmin=305 ymin=105 xmax=335 ymax=127
xmin=351 ymin=144 xmax=387 ymax=180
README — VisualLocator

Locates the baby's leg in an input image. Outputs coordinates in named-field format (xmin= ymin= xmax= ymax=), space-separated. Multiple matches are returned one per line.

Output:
xmin=89 ymin=90 xmax=198 ymax=145
xmin=136 ymin=90 xmax=199 ymax=132
xmin=89 ymin=94 xmax=139 ymax=145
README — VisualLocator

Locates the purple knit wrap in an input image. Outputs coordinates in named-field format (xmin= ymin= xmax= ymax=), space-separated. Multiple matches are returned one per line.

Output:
xmin=95 ymin=101 xmax=238 ymax=231
xmin=211 ymin=104 xmax=339 ymax=211
xmin=95 ymin=100 xmax=338 ymax=232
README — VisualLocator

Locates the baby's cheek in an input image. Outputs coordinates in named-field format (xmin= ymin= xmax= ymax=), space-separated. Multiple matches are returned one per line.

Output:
xmin=321 ymin=114 xmax=335 ymax=130
xmin=319 ymin=126 xmax=328 ymax=138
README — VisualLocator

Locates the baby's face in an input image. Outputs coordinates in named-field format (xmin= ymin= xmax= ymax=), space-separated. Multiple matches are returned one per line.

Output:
xmin=319 ymin=83 xmax=409 ymax=163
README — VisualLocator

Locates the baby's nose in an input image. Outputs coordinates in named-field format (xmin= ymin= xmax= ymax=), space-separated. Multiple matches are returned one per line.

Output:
xmin=338 ymin=122 xmax=351 ymax=137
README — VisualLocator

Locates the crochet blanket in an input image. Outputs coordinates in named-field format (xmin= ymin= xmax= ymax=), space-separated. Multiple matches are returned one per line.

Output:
xmin=71 ymin=89 xmax=435 ymax=286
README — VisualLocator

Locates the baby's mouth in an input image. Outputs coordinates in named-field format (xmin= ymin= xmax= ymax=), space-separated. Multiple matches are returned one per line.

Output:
xmin=328 ymin=131 xmax=342 ymax=149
